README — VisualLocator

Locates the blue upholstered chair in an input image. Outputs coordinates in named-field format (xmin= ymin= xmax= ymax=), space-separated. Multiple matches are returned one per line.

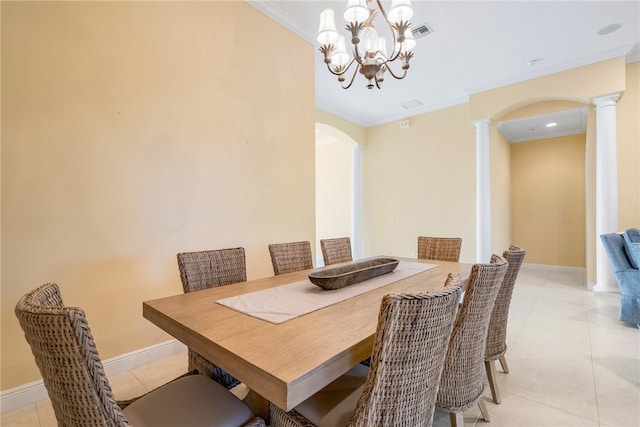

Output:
xmin=600 ymin=230 xmax=640 ymax=326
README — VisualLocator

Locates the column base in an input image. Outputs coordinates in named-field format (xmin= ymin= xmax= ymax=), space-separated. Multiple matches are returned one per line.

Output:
xmin=592 ymin=282 xmax=620 ymax=294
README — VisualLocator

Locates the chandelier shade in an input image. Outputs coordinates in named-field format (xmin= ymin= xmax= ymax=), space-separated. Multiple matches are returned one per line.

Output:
xmin=317 ymin=0 xmax=415 ymax=90
xmin=332 ymin=36 xmax=351 ymax=66
xmin=400 ymin=28 xmax=416 ymax=52
xmin=317 ymin=8 xmax=339 ymax=45
xmin=344 ymin=0 xmax=369 ymax=23
xmin=388 ymin=0 xmax=414 ymax=24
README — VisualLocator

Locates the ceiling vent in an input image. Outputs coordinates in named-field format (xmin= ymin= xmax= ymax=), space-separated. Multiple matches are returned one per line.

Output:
xmin=412 ymin=23 xmax=433 ymax=39
xmin=401 ymin=99 xmax=424 ymax=110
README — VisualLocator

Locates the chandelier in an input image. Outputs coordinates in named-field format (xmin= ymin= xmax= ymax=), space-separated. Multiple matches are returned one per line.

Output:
xmin=317 ymin=0 xmax=416 ymax=90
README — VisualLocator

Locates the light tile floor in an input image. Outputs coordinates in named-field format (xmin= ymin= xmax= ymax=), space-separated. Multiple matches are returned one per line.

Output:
xmin=3 ymin=267 xmax=639 ymax=426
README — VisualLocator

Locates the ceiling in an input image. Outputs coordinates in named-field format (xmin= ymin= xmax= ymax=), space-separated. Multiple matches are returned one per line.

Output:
xmin=497 ymin=107 xmax=587 ymax=143
xmin=248 ymin=0 xmax=639 ymax=140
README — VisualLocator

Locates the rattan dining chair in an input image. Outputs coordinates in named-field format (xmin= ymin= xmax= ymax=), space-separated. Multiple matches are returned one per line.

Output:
xmin=436 ymin=255 xmax=508 ymax=427
xmin=15 ymin=283 xmax=265 ymax=427
xmin=418 ymin=236 xmax=463 ymax=262
xmin=269 ymin=274 xmax=464 ymax=427
xmin=320 ymin=237 xmax=353 ymax=266
xmin=177 ymin=247 xmax=246 ymax=389
xmin=485 ymin=245 xmax=526 ymax=404
xmin=268 ymin=240 xmax=313 ymax=275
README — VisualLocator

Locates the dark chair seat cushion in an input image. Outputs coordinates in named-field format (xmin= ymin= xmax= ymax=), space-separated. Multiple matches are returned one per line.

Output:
xmin=294 ymin=364 xmax=368 ymax=427
xmin=123 ymin=374 xmax=254 ymax=427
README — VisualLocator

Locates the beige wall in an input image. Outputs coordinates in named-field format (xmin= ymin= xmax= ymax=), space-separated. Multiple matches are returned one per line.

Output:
xmin=361 ymin=106 xmax=477 ymax=262
xmin=501 ymin=100 xmax=589 ymax=268
xmin=585 ymin=106 xmax=598 ymax=282
xmin=491 ymin=126 xmax=512 ymax=259
xmin=511 ymin=134 xmax=587 ymax=267
xmin=358 ymin=60 xmax=638 ymax=282
xmin=316 ymin=109 xmax=366 ymax=147
xmin=2 ymin=1 xmax=638 ymax=394
xmin=470 ymin=58 xmax=636 ymax=284
xmin=1 ymin=1 xmax=315 ymax=390
xmin=617 ymin=61 xmax=640 ymax=231
xmin=501 ymin=100 xmax=586 ymax=120
xmin=470 ymin=57 xmax=627 ymax=120
xmin=315 ymin=110 xmax=366 ymax=260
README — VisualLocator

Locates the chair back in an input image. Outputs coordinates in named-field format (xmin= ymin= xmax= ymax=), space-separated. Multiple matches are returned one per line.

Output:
xmin=486 ymin=245 xmax=526 ymax=361
xmin=15 ymin=283 xmax=129 ymax=427
xmin=320 ymin=237 xmax=353 ymax=266
xmin=268 ymin=241 xmax=313 ymax=275
xmin=437 ymin=255 xmax=508 ymax=413
xmin=600 ymin=233 xmax=635 ymax=272
xmin=418 ymin=236 xmax=462 ymax=262
xmin=600 ymin=232 xmax=640 ymax=325
xmin=177 ymin=247 xmax=246 ymax=293
xmin=177 ymin=247 xmax=246 ymax=387
xmin=348 ymin=275 xmax=463 ymax=426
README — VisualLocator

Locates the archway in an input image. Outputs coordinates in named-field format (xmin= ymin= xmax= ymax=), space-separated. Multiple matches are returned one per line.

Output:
xmin=315 ymin=123 xmax=360 ymax=266
xmin=498 ymin=102 xmax=588 ymax=270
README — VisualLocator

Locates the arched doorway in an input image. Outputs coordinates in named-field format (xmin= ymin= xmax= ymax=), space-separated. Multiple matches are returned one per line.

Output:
xmin=315 ymin=123 xmax=360 ymax=266
xmin=498 ymin=104 xmax=588 ymax=269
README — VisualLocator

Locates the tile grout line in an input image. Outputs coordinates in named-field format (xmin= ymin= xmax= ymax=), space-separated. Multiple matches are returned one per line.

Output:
xmin=474 ymin=270 xmax=548 ymax=427
xmin=34 ymin=402 xmax=43 ymax=427
xmin=506 ymin=269 xmax=548 ymax=355
xmin=494 ymin=269 xmax=602 ymax=425
xmin=584 ymin=291 xmax=603 ymax=426
xmin=498 ymin=388 xmax=603 ymax=425
xmin=127 ymin=369 xmax=154 ymax=394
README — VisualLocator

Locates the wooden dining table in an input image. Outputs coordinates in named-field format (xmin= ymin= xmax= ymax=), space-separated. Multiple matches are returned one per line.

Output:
xmin=142 ymin=257 xmax=471 ymax=414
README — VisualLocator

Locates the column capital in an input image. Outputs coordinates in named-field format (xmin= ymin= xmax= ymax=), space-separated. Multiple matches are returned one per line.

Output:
xmin=470 ymin=118 xmax=492 ymax=129
xmin=591 ymin=92 xmax=620 ymax=108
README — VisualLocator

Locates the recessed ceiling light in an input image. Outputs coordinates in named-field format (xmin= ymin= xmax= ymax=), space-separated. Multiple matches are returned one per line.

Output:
xmin=545 ymin=122 xmax=558 ymax=128
xmin=598 ymin=23 xmax=621 ymax=35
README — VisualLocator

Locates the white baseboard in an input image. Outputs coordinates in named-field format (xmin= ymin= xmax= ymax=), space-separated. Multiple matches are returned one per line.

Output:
xmin=522 ymin=263 xmax=586 ymax=274
xmin=0 ymin=339 xmax=186 ymax=414
xmin=0 ymin=381 xmax=50 ymax=415
xmin=101 ymin=339 xmax=186 ymax=377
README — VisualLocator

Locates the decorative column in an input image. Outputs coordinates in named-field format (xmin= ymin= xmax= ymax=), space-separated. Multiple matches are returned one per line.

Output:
xmin=472 ymin=119 xmax=492 ymax=263
xmin=592 ymin=93 xmax=620 ymax=293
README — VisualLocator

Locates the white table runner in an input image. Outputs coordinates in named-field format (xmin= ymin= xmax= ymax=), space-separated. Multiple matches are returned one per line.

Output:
xmin=216 ymin=261 xmax=437 ymax=324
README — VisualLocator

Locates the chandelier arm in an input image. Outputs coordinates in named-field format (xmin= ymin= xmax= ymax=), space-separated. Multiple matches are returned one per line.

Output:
xmin=341 ymin=64 xmax=361 ymax=89
xmin=373 ymin=48 xmax=400 ymax=64
xmin=374 ymin=0 xmax=405 ymax=62
xmin=386 ymin=45 xmax=403 ymax=62
xmin=375 ymin=0 xmax=391 ymax=25
xmin=352 ymin=42 xmax=365 ymax=66
xmin=325 ymin=58 xmax=357 ymax=77
xmin=375 ymin=49 xmax=402 ymax=64
xmin=381 ymin=62 xmax=408 ymax=80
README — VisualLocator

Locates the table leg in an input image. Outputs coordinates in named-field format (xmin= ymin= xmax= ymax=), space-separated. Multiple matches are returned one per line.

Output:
xmin=243 ymin=388 xmax=270 ymax=421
